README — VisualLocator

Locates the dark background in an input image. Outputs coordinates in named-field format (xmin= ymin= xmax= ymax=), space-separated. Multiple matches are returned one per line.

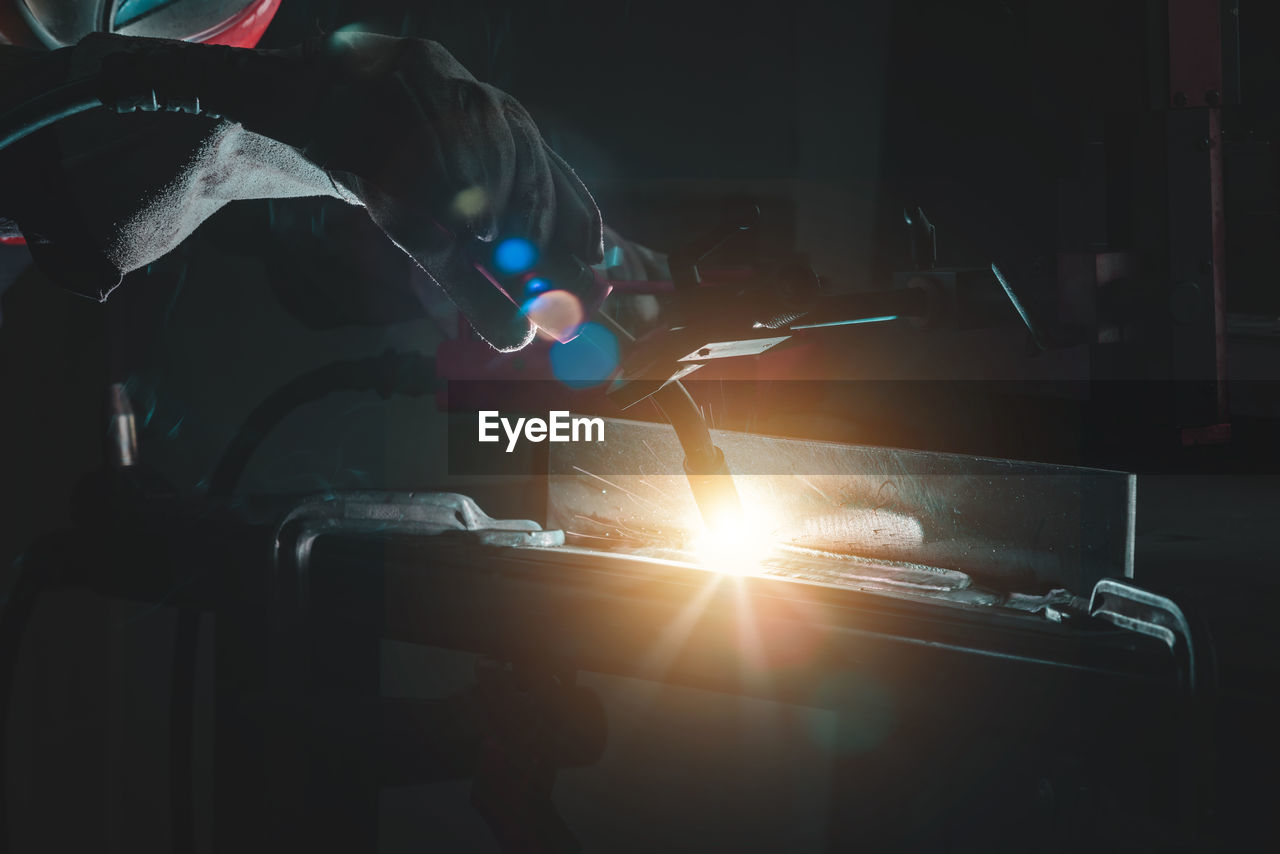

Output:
xmin=1 ymin=1 xmax=1278 ymax=850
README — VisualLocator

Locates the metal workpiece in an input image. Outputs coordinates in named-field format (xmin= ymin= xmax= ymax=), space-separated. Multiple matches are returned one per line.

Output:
xmin=1089 ymin=578 xmax=1200 ymax=693
xmin=350 ymin=536 xmax=1184 ymax=715
xmin=19 ymin=485 xmax=1199 ymax=850
xmin=274 ymin=491 xmax=564 ymax=568
xmin=547 ymin=417 xmax=1136 ymax=595
xmin=243 ymin=491 xmax=567 ymax=850
xmin=286 ymin=510 xmax=1199 ymax=849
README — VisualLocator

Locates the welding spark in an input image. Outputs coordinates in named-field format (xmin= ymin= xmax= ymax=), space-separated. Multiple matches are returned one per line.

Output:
xmin=563 ymin=530 xmax=619 ymax=543
xmin=571 ymin=514 xmax=617 ymax=532
xmin=570 ymin=514 xmax=650 ymax=545
xmin=796 ymin=475 xmax=833 ymax=503
xmin=571 ymin=466 xmax=663 ymax=511
xmin=635 ymin=477 xmax=675 ymax=499
xmin=611 ymin=517 xmax=660 ymax=542
xmin=570 ymin=514 xmax=650 ymax=547
xmin=640 ymin=440 xmax=662 ymax=465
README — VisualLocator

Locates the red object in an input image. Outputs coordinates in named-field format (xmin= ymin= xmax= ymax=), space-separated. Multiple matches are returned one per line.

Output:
xmin=1167 ymin=0 xmax=1223 ymax=107
xmin=0 ymin=0 xmax=281 ymax=248
xmin=193 ymin=0 xmax=281 ymax=48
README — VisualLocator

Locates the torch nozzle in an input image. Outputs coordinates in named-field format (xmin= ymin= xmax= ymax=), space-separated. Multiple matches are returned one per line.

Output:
xmin=683 ymin=445 xmax=744 ymax=530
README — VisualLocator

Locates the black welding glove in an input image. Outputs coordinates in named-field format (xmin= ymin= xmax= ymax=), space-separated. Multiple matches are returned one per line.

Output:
xmin=3 ymin=32 xmax=605 ymax=350
xmin=280 ymin=32 xmax=606 ymax=349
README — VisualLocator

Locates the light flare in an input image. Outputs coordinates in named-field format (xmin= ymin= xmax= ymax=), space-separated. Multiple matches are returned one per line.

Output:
xmin=689 ymin=503 xmax=780 ymax=577
xmin=523 ymin=289 xmax=584 ymax=342
xmin=451 ymin=186 xmax=489 ymax=220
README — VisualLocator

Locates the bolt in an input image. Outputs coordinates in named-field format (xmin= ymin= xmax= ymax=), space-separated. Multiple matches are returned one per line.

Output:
xmin=1205 ymin=90 xmax=1221 ymax=107
xmin=1197 ymin=137 xmax=1212 ymax=152
xmin=1173 ymin=91 xmax=1188 ymax=107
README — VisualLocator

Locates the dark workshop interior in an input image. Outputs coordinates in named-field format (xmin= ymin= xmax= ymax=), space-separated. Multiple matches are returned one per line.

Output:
xmin=0 ymin=1 xmax=1278 ymax=851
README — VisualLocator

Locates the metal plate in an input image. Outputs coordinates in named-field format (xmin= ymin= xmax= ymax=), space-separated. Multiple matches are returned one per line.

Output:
xmin=677 ymin=336 xmax=791 ymax=363
xmin=547 ymin=418 xmax=1135 ymax=594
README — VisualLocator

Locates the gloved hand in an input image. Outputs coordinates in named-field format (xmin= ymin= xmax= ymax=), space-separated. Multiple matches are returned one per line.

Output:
xmin=287 ymin=32 xmax=606 ymax=349
xmin=13 ymin=32 xmax=605 ymax=350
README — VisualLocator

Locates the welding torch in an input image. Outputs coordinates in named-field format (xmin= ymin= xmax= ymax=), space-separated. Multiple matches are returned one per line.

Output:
xmin=593 ymin=311 xmax=744 ymax=529
xmin=581 ymin=203 xmax=962 ymax=533
xmin=473 ymin=240 xmax=745 ymax=530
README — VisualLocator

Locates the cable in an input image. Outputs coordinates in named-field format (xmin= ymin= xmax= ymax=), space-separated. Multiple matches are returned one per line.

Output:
xmin=0 ymin=69 xmax=437 ymax=852
xmin=0 ymin=74 xmax=207 ymax=854
xmin=206 ymin=350 xmax=436 ymax=500
xmin=0 ymin=70 xmax=441 ymax=852
xmin=0 ymin=78 xmax=101 ymax=153
xmin=0 ymin=43 xmax=249 ymax=159
xmin=159 ymin=351 xmax=438 ymax=852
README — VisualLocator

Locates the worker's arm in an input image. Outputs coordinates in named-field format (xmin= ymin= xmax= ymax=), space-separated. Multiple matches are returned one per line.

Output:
xmin=0 ymin=32 xmax=605 ymax=351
